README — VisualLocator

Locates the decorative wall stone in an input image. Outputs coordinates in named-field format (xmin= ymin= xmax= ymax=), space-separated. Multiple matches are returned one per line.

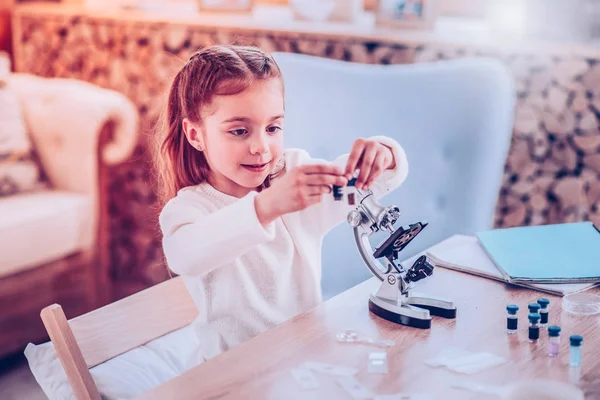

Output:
xmin=12 ymin=12 xmax=600 ymax=293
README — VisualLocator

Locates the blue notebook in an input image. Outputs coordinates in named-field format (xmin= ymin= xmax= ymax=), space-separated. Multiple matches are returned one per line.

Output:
xmin=476 ymin=221 xmax=600 ymax=284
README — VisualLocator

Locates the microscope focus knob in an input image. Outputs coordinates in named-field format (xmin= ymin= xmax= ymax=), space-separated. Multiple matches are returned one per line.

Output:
xmin=404 ymin=255 xmax=434 ymax=283
xmin=347 ymin=210 xmax=363 ymax=228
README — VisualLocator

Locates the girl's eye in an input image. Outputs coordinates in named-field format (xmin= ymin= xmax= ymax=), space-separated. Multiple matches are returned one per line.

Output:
xmin=229 ymin=129 xmax=248 ymax=136
xmin=267 ymin=126 xmax=282 ymax=134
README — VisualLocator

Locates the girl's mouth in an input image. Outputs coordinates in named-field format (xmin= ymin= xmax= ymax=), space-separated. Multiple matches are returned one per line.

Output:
xmin=241 ymin=162 xmax=269 ymax=173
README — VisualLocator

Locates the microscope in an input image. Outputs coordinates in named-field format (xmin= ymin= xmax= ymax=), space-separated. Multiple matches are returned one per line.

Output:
xmin=337 ymin=182 xmax=457 ymax=329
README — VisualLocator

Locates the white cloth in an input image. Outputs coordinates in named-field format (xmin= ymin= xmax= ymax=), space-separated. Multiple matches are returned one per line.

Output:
xmin=25 ymin=324 xmax=201 ymax=400
xmin=159 ymin=136 xmax=408 ymax=361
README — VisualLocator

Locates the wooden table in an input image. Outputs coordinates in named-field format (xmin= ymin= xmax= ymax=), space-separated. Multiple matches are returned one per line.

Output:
xmin=137 ymin=262 xmax=600 ymax=399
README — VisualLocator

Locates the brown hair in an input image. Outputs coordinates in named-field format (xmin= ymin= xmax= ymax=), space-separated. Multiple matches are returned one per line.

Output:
xmin=154 ymin=45 xmax=285 ymax=206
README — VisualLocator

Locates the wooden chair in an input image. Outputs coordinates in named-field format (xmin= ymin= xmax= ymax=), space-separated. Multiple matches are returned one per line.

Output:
xmin=40 ymin=276 xmax=198 ymax=400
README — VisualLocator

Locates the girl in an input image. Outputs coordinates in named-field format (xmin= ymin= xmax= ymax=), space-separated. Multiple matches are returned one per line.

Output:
xmin=156 ymin=45 xmax=409 ymax=362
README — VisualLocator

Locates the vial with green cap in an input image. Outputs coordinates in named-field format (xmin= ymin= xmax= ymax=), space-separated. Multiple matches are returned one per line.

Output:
xmin=528 ymin=313 xmax=541 ymax=342
xmin=537 ymin=298 xmax=550 ymax=326
xmin=506 ymin=304 xmax=519 ymax=334
xmin=547 ymin=325 xmax=561 ymax=356
xmin=570 ymin=335 xmax=583 ymax=367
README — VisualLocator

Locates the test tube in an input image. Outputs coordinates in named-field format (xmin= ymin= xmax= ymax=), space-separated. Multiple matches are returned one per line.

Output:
xmin=528 ymin=313 xmax=541 ymax=342
xmin=547 ymin=325 xmax=561 ymax=357
xmin=537 ymin=298 xmax=550 ymax=327
xmin=569 ymin=335 xmax=583 ymax=367
xmin=506 ymin=304 xmax=519 ymax=334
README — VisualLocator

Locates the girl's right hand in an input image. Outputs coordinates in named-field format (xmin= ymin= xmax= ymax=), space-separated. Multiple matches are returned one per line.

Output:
xmin=255 ymin=164 xmax=348 ymax=226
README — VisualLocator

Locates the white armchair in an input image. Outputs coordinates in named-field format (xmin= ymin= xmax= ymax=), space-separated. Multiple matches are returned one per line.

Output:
xmin=0 ymin=71 xmax=138 ymax=358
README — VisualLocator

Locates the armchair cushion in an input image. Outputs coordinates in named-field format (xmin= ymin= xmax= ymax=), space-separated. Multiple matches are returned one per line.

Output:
xmin=0 ymin=190 xmax=91 ymax=277
xmin=6 ymin=72 xmax=139 ymax=248
xmin=0 ymin=53 xmax=43 ymax=197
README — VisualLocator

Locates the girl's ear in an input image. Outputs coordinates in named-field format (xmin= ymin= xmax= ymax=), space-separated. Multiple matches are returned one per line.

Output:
xmin=182 ymin=118 xmax=206 ymax=151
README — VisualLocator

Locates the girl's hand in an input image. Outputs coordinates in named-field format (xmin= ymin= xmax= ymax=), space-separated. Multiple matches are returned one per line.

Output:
xmin=344 ymin=138 xmax=395 ymax=190
xmin=255 ymin=164 xmax=348 ymax=226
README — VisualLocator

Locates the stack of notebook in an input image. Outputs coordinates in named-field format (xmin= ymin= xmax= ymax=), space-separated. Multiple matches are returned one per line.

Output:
xmin=425 ymin=222 xmax=600 ymax=296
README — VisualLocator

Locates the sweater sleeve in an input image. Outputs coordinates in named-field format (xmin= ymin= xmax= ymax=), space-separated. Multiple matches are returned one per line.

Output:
xmin=159 ymin=190 xmax=276 ymax=276
xmin=296 ymin=135 xmax=409 ymax=236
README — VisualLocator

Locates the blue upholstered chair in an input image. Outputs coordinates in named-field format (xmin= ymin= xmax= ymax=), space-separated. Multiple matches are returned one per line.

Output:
xmin=272 ymin=52 xmax=516 ymax=300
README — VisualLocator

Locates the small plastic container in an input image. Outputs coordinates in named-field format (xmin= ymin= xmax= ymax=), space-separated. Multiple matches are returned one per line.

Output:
xmin=537 ymin=298 xmax=550 ymax=326
xmin=570 ymin=335 xmax=584 ymax=367
xmin=528 ymin=313 xmax=541 ymax=343
xmin=528 ymin=302 xmax=541 ymax=314
xmin=562 ymin=293 xmax=600 ymax=316
xmin=547 ymin=325 xmax=561 ymax=357
xmin=506 ymin=304 xmax=519 ymax=334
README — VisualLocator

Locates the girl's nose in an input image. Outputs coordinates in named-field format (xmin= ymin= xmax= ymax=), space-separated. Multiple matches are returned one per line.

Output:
xmin=250 ymin=134 xmax=269 ymax=155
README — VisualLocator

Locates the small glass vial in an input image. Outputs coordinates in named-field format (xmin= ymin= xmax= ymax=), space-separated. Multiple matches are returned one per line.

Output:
xmin=528 ymin=313 xmax=541 ymax=342
xmin=528 ymin=302 xmax=541 ymax=315
xmin=506 ymin=304 xmax=519 ymax=334
xmin=570 ymin=335 xmax=584 ymax=367
xmin=547 ymin=325 xmax=561 ymax=356
xmin=332 ymin=185 xmax=344 ymax=201
xmin=537 ymin=298 xmax=550 ymax=327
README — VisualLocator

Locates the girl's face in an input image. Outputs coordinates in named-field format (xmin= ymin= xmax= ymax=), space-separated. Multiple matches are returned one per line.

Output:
xmin=184 ymin=78 xmax=285 ymax=198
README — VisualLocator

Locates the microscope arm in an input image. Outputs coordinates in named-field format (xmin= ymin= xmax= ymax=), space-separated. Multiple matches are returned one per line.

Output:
xmin=343 ymin=187 xmax=457 ymax=328
xmin=353 ymin=225 xmax=392 ymax=280
xmin=353 ymin=224 xmax=412 ymax=295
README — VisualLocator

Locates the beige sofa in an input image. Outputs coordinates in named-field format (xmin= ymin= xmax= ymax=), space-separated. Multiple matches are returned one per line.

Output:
xmin=0 ymin=62 xmax=138 ymax=358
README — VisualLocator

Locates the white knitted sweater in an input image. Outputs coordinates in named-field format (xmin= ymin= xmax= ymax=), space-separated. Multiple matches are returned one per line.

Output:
xmin=159 ymin=136 xmax=408 ymax=361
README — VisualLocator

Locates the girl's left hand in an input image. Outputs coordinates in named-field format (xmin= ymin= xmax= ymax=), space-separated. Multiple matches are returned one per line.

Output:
xmin=344 ymin=138 xmax=395 ymax=190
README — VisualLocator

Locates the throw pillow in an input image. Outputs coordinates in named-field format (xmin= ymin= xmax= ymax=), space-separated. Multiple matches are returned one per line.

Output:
xmin=0 ymin=52 xmax=42 ymax=196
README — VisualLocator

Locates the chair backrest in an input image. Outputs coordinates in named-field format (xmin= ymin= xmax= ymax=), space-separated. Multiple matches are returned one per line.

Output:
xmin=272 ymin=53 xmax=515 ymax=299
xmin=41 ymin=277 xmax=198 ymax=400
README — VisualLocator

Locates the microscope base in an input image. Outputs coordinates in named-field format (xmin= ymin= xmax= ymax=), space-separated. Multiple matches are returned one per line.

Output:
xmin=408 ymin=304 xmax=457 ymax=319
xmin=369 ymin=290 xmax=457 ymax=328
xmin=404 ymin=292 xmax=457 ymax=319
xmin=368 ymin=295 xmax=431 ymax=329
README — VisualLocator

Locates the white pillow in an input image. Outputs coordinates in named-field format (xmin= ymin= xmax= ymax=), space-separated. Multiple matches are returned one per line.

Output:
xmin=0 ymin=53 xmax=42 ymax=197
xmin=25 ymin=325 xmax=202 ymax=400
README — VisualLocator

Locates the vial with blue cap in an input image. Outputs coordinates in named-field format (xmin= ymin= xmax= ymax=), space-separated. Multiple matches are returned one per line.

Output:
xmin=547 ymin=325 xmax=561 ymax=356
xmin=528 ymin=313 xmax=541 ymax=342
xmin=528 ymin=302 xmax=541 ymax=314
xmin=506 ymin=304 xmax=519 ymax=334
xmin=570 ymin=335 xmax=584 ymax=367
xmin=537 ymin=298 xmax=550 ymax=326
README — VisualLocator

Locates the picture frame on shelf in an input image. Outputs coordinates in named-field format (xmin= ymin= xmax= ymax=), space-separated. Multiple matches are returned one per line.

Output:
xmin=375 ymin=0 xmax=439 ymax=30
xmin=197 ymin=0 xmax=254 ymax=13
